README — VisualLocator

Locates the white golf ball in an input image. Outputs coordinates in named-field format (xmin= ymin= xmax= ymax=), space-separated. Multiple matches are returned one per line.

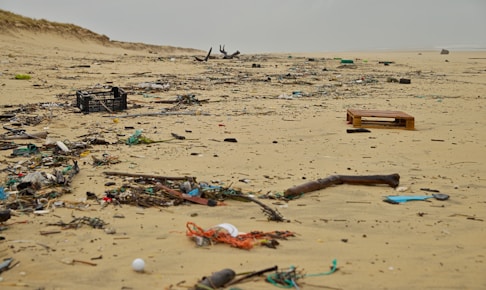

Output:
xmin=132 ymin=258 xmax=145 ymax=272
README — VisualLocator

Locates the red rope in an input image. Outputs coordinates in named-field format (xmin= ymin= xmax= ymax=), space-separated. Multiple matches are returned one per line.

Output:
xmin=186 ymin=222 xmax=295 ymax=250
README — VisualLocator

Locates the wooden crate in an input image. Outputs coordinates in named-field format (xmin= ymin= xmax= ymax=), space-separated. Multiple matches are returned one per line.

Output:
xmin=347 ymin=109 xmax=415 ymax=130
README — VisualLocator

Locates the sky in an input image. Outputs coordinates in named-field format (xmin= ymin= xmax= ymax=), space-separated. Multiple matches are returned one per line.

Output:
xmin=1 ymin=0 xmax=485 ymax=53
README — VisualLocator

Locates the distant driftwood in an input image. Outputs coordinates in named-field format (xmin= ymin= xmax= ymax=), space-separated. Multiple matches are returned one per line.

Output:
xmin=219 ymin=45 xmax=240 ymax=59
xmin=194 ymin=45 xmax=240 ymax=62
xmin=194 ymin=47 xmax=212 ymax=62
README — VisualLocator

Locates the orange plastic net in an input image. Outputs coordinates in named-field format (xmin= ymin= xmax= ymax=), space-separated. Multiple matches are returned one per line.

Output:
xmin=186 ymin=222 xmax=295 ymax=250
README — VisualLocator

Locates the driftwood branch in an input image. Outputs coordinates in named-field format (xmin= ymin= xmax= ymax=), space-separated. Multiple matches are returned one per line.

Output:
xmin=230 ymin=194 xmax=286 ymax=222
xmin=219 ymin=45 xmax=240 ymax=59
xmin=0 ymin=131 xmax=48 ymax=140
xmin=103 ymin=171 xmax=195 ymax=181
xmin=284 ymin=174 xmax=400 ymax=199
xmin=194 ymin=47 xmax=212 ymax=62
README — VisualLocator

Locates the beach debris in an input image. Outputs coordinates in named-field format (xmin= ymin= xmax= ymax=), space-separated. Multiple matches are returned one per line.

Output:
xmin=171 ymin=132 xmax=186 ymax=140
xmin=399 ymin=78 xmax=411 ymax=84
xmin=131 ymin=258 xmax=145 ymax=272
xmin=219 ymin=45 xmax=240 ymax=59
xmin=337 ymin=64 xmax=357 ymax=69
xmin=11 ymin=143 xmax=40 ymax=156
xmin=76 ymin=87 xmax=127 ymax=113
xmin=61 ymin=258 xmax=97 ymax=266
xmin=14 ymin=74 xmax=31 ymax=80
xmin=448 ymin=213 xmax=483 ymax=222
xmin=194 ymin=47 xmax=212 ymax=62
xmin=154 ymin=182 xmax=221 ymax=206
xmin=124 ymin=129 xmax=174 ymax=145
xmin=223 ymin=138 xmax=237 ymax=143
xmin=192 ymin=259 xmax=338 ymax=289
xmin=383 ymin=193 xmax=450 ymax=204
xmin=136 ymin=81 xmax=170 ymax=91
xmin=210 ymin=223 xmax=239 ymax=237
xmin=193 ymin=268 xmax=236 ymax=290
xmin=0 ymin=209 xmax=11 ymax=223
xmin=48 ymin=216 xmax=107 ymax=229
xmin=440 ymin=49 xmax=450 ymax=55
xmin=346 ymin=128 xmax=371 ymax=133
xmin=0 ymin=258 xmax=15 ymax=274
xmin=347 ymin=109 xmax=415 ymax=130
xmin=186 ymin=222 xmax=295 ymax=250
xmin=103 ymin=171 xmax=195 ymax=182
xmin=266 ymin=259 xmax=338 ymax=288
xmin=91 ymin=154 xmax=121 ymax=166
xmin=284 ymin=174 xmax=400 ymax=199
xmin=225 ymin=265 xmax=278 ymax=287
xmin=226 ymin=193 xmax=286 ymax=222
xmin=0 ymin=130 xmax=48 ymax=140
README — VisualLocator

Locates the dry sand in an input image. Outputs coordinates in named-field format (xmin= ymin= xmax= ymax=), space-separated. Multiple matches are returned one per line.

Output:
xmin=0 ymin=23 xmax=486 ymax=290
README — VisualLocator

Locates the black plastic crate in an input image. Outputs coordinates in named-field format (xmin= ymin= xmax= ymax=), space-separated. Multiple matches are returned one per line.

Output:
xmin=76 ymin=87 xmax=127 ymax=113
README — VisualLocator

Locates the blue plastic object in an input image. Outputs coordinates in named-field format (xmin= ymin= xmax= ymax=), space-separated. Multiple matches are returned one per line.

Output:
xmin=385 ymin=195 xmax=433 ymax=203
xmin=0 ymin=187 xmax=5 ymax=200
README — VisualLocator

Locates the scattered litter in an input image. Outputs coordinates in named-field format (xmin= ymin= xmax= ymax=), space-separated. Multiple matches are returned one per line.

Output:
xmin=47 ymin=216 xmax=107 ymax=229
xmin=186 ymin=222 xmax=295 ymax=249
xmin=191 ymin=259 xmax=337 ymax=289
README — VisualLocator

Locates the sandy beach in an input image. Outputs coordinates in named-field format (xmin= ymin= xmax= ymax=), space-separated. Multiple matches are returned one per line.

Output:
xmin=1 ymin=11 xmax=486 ymax=290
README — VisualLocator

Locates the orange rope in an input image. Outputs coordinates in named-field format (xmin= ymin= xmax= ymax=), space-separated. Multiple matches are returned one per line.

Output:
xmin=186 ymin=222 xmax=295 ymax=250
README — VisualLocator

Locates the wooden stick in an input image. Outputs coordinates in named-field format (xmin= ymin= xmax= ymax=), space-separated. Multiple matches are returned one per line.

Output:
xmin=103 ymin=171 xmax=195 ymax=181
xmin=73 ymin=259 xmax=97 ymax=266
xmin=154 ymin=183 xmax=222 ymax=206
xmin=40 ymin=230 xmax=61 ymax=236
xmin=225 ymin=265 xmax=278 ymax=287
xmin=284 ymin=174 xmax=400 ymax=199
xmin=0 ymin=131 xmax=48 ymax=140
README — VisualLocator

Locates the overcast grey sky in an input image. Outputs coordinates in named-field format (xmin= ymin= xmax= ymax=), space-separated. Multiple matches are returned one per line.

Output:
xmin=1 ymin=0 xmax=485 ymax=53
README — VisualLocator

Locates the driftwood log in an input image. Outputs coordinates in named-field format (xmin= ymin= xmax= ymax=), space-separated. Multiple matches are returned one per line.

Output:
xmin=284 ymin=174 xmax=400 ymax=199
xmin=194 ymin=47 xmax=212 ymax=62
xmin=219 ymin=45 xmax=240 ymax=59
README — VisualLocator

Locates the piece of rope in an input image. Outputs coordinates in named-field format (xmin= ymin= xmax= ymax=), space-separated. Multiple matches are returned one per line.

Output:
xmin=266 ymin=259 xmax=337 ymax=288
xmin=186 ymin=222 xmax=295 ymax=250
